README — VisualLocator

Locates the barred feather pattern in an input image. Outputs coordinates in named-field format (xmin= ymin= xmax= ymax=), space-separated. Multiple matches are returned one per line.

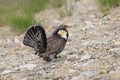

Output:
xmin=23 ymin=25 xmax=47 ymax=54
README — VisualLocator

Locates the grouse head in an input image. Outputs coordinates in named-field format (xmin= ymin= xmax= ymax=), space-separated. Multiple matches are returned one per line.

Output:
xmin=53 ymin=24 xmax=69 ymax=40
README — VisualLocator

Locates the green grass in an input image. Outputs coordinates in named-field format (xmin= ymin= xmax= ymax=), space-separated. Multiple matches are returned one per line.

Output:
xmin=10 ymin=16 xmax=35 ymax=31
xmin=50 ymin=0 xmax=65 ymax=8
xmin=0 ymin=0 xmax=68 ymax=32
xmin=97 ymin=0 xmax=120 ymax=14
xmin=0 ymin=0 xmax=50 ymax=31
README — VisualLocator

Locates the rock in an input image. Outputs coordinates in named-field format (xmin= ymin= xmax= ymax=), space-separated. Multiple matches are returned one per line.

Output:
xmin=14 ymin=36 xmax=20 ymax=44
xmin=71 ymin=76 xmax=80 ymax=80
xmin=89 ymin=14 xmax=97 ymax=18
xmin=109 ymin=71 xmax=120 ymax=79
xmin=0 ymin=70 xmax=13 ymax=75
xmin=16 ymin=64 xmax=37 ymax=71
xmin=0 ymin=48 xmax=4 ymax=56
xmin=80 ymin=54 xmax=92 ymax=61
xmin=6 ymin=39 xmax=13 ymax=43
xmin=81 ymin=70 xmax=97 ymax=77
xmin=51 ymin=65 xmax=56 ymax=69
xmin=0 ymin=48 xmax=2 ymax=52
xmin=67 ymin=54 xmax=79 ymax=61
xmin=110 ymin=47 xmax=120 ymax=51
xmin=84 ymin=20 xmax=92 ymax=25
xmin=99 ymin=68 xmax=108 ymax=74
xmin=0 ymin=52 xmax=5 ymax=56
xmin=68 ymin=69 xmax=76 ymax=74
xmin=81 ymin=59 xmax=94 ymax=67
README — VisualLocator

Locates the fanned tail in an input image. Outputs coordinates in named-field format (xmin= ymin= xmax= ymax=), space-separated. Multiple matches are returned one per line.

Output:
xmin=23 ymin=24 xmax=47 ymax=54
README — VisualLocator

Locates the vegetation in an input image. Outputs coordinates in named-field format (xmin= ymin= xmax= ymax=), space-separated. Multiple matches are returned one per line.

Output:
xmin=0 ymin=0 xmax=50 ymax=31
xmin=50 ymin=0 xmax=73 ymax=18
xmin=0 ymin=0 xmax=69 ymax=31
xmin=58 ymin=5 xmax=73 ymax=18
xmin=97 ymin=0 xmax=120 ymax=14
xmin=50 ymin=0 xmax=65 ymax=8
xmin=1 ymin=0 xmax=119 ymax=31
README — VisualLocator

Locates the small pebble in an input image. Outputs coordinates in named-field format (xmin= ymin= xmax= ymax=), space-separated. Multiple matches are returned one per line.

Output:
xmin=80 ymin=54 xmax=92 ymax=61
xmin=81 ymin=70 xmax=97 ymax=77
xmin=1 ymin=70 xmax=13 ymax=75
xmin=17 ymin=64 xmax=37 ymax=71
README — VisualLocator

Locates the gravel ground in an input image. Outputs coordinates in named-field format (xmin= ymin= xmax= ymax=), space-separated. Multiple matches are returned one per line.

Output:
xmin=0 ymin=0 xmax=120 ymax=80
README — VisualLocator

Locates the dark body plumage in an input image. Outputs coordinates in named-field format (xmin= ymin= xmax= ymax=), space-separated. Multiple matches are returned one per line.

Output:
xmin=23 ymin=24 xmax=69 ymax=61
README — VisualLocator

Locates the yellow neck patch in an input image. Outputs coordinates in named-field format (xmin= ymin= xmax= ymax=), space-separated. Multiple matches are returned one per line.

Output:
xmin=58 ymin=30 xmax=67 ymax=39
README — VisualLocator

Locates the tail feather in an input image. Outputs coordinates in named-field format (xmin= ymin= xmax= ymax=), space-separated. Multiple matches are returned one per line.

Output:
xmin=23 ymin=25 xmax=35 ymax=48
xmin=23 ymin=24 xmax=47 ymax=54
xmin=26 ymin=26 xmax=36 ymax=41
xmin=26 ymin=31 xmax=35 ymax=42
